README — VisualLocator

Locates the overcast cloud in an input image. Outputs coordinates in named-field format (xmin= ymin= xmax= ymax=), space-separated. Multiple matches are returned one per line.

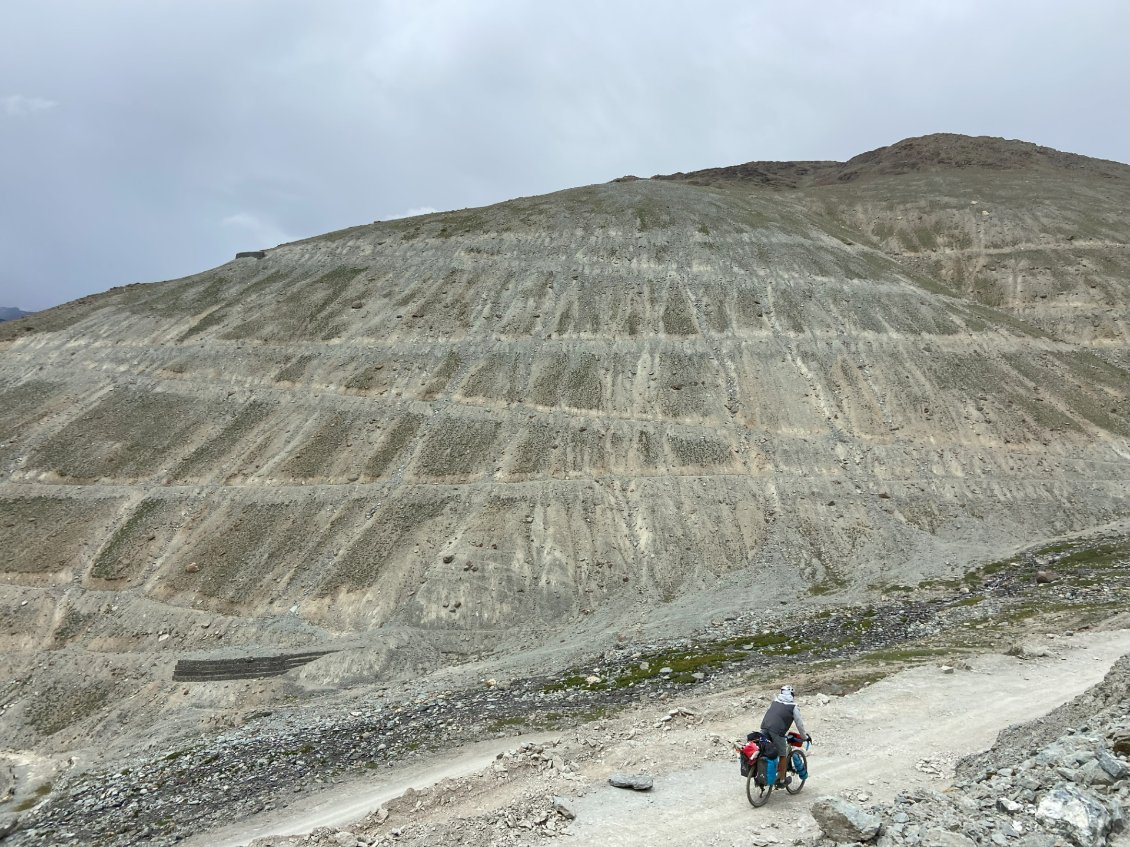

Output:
xmin=1 ymin=0 xmax=1128 ymax=311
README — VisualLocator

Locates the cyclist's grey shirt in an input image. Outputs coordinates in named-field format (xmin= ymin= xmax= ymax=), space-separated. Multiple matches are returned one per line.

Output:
xmin=761 ymin=700 xmax=807 ymax=737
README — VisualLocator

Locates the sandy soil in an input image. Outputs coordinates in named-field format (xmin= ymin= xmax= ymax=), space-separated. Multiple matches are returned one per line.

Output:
xmin=202 ymin=628 xmax=1130 ymax=847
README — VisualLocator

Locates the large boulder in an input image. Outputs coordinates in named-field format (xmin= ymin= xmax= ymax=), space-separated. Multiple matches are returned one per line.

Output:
xmin=608 ymin=773 xmax=653 ymax=791
xmin=810 ymin=796 xmax=882 ymax=842
xmin=1034 ymin=784 xmax=1111 ymax=847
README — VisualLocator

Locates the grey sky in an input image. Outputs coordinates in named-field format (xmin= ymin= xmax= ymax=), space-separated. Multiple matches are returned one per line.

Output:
xmin=2 ymin=0 xmax=1127 ymax=312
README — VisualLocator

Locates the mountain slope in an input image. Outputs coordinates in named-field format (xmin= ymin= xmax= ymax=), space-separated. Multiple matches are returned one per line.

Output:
xmin=0 ymin=135 xmax=1128 ymax=754
xmin=659 ymin=134 xmax=1130 ymax=366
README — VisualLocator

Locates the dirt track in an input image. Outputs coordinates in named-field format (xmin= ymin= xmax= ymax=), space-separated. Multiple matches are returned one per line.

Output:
xmin=193 ymin=734 xmax=562 ymax=847
xmin=202 ymin=628 xmax=1130 ymax=847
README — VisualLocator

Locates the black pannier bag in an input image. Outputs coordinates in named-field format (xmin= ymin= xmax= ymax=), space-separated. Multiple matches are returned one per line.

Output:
xmin=755 ymin=753 xmax=770 ymax=786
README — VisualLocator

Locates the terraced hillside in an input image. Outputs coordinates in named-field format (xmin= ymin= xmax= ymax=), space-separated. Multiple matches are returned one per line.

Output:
xmin=0 ymin=134 xmax=1128 ymax=756
xmin=660 ymin=133 xmax=1130 ymax=366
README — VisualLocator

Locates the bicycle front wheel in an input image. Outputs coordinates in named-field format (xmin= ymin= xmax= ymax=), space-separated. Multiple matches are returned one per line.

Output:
xmin=785 ymin=749 xmax=807 ymax=795
xmin=746 ymin=770 xmax=772 ymax=807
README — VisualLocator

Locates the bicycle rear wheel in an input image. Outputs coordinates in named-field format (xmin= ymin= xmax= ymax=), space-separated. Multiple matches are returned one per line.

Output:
xmin=785 ymin=749 xmax=807 ymax=795
xmin=746 ymin=770 xmax=772 ymax=807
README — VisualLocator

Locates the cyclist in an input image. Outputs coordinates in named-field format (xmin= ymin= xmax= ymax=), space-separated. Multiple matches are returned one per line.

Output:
xmin=759 ymin=685 xmax=810 ymax=786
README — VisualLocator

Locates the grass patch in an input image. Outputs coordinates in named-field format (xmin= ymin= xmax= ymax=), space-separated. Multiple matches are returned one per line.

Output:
xmin=636 ymin=199 xmax=672 ymax=232
xmin=967 ymin=536 xmax=1129 ymax=587
xmin=574 ymin=704 xmax=620 ymax=722
xmin=486 ymin=715 xmax=529 ymax=733
xmin=804 ymin=665 xmax=895 ymax=695
xmin=543 ymin=674 xmax=598 ymax=693
xmin=14 ymin=782 xmax=53 ymax=811
xmin=833 ymin=669 xmax=892 ymax=692
xmin=1051 ymin=539 xmax=1130 ymax=570
xmin=860 ymin=646 xmax=954 ymax=663
xmin=364 ymin=414 xmax=425 ymax=478
xmin=808 ymin=562 xmax=849 ymax=596
xmin=178 ymin=307 xmax=228 ymax=341
xmin=545 ymin=630 xmax=814 ymax=692
xmin=995 ymin=598 xmax=1123 ymax=625
xmin=918 ymin=577 xmax=964 ymax=592
xmin=809 ymin=575 xmax=847 ymax=595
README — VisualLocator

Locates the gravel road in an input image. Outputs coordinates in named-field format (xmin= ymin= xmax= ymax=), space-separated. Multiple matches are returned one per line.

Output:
xmin=199 ymin=628 xmax=1130 ymax=847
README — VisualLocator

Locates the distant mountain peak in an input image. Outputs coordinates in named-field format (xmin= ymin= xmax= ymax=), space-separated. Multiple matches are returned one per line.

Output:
xmin=841 ymin=132 xmax=1117 ymax=175
xmin=0 ymin=306 xmax=32 ymax=321
xmin=653 ymin=132 xmax=1129 ymax=188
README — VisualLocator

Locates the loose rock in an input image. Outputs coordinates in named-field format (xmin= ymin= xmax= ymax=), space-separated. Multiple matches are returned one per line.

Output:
xmin=608 ymin=773 xmax=653 ymax=791
xmin=1035 ymin=783 xmax=1111 ymax=847
xmin=810 ymin=796 xmax=882 ymax=842
xmin=552 ymin=796 xmax=576 ymax=820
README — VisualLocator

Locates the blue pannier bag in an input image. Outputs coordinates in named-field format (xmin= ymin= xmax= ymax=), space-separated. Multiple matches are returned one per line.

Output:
xmin=792 ymin=750 xmax=808 ymax=780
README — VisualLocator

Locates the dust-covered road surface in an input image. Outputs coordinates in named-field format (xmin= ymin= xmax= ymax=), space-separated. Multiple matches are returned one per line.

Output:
xmin=190 ymin=734 xmax=562 ymax=847
xmin=565 ymin=629 xmax=1130 ymax=847
xmin=207 ymin=629 xmax=1130 ymax=847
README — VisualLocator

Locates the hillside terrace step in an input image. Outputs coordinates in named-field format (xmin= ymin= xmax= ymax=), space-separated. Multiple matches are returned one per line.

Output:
xmin=177 ymin=668 xmax=296 ymax=681
xmin=173 ymin=650 xmax=335 ymax=682
xmin=177 ymin=653 xmax=331 ymax=671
